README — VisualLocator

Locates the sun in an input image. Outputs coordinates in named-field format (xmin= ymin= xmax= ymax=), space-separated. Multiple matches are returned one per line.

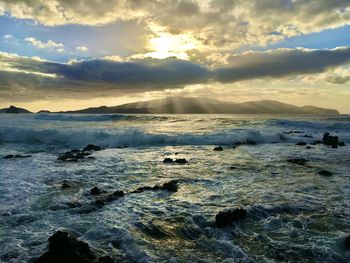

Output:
xmin=145 ymin=32 xmax=197 ymax=60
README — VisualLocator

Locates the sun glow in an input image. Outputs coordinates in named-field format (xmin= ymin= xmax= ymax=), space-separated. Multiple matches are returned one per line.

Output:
xmin=145 ymin=33 xmax=197 ymax=60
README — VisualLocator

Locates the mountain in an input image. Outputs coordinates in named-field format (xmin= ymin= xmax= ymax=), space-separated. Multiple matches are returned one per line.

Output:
xmin=0 ymin=105 xmax=32 ymax=113
xmin=59 ymin=97 xmax=339 ymax=115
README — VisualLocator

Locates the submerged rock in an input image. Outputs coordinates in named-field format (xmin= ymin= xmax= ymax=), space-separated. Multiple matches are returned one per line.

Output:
xmin=306 ymin=146 xmax=312 ymax=149
xmin=33 ymin=230 xmax=113 ymax=263
xmin=317 ymin=170 xmax=332 ymax=176
xmin=286 ymin=158 xmax=308 ymax=166
xmin=3 ymin=154 xmax=32 ymax=159
xmin=215 ymin=208 xmax=247 ymax=227
xmin=339 ymin=142 xmax=346 ymax=147
xmin=132 ymin=180 xmax=179 ymax=193
xmin=163 ymin=158 xmax=174 ymax=163
xmin=295 ymin=142 xmax=307 ymax=146
xmin=174 ymin=158 xmax=188 ymax=164
xmin=83 ymin=144 xmax=103 ymax=152
xmin=213 ymin=146 xmax=223 ymax=151
xmin=311 ymin=140 xmax=322 ymax=145
xmin=90 ymin=187 xmax=102 ymax=195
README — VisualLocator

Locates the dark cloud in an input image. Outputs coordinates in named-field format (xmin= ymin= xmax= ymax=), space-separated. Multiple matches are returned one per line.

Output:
xmin=1 ymin=47 xmax=350 ymax=101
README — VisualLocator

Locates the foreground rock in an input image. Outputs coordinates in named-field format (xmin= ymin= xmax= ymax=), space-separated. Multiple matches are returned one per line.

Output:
xmin=215 ymin=208 xmax=247 ymax=227
xmin=162 ymin=158 xmax=188 ymax=164
xmin=132 ymin=180 xmax=179 ymax=193
xmin=58 ymin=144 xmax=103 ymax=162
xmin=3 ymin=154 xmax=32 ymax=159
xmin=295 ymin=142 xmax=307 ymax=146
xmin=33 ymin=230 xmax=113 ymax=263
xmin=286 ymin=158 xmax=308 ymax=166
xmin=322 ymin=132 xmax=339 ymax=148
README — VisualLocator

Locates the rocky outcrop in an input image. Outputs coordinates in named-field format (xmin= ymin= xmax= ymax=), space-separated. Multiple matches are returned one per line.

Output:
xmin=213 ymin=146 xmax=223 ymax=151
xmin=215 ymin=208 xmax=247 ymax=227
xmin=286 ymin=158 xmax=308 ymax=166
xmin=162 ymin=158 xmax=188 ymax=164
xmin=58 ymin=145 xmax=103 ymax=162
xmin=3 ymin=154 xmax=32 ymax=159
xmin=131 ymin=180 xmax=179 ymax=193
xmin=33 ymin=230 xmax=113 ymax=263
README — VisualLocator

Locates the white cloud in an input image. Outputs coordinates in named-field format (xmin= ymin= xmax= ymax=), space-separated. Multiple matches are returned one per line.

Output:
xmin=25 ymin=37 xmax=64 ymax=52
xmin=4 ymin=34 xmax=13 ymax=39
xmin=76 ymin=46 xmax=88 ymax=52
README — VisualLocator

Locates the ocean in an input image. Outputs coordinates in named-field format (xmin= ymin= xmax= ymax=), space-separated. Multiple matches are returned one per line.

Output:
xmin=0 ymin=113 xmax=350 ymax=262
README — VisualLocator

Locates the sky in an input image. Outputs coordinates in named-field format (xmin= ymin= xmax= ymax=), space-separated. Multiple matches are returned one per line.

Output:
xmin=0 ymin=0 xmax=350 ymax=113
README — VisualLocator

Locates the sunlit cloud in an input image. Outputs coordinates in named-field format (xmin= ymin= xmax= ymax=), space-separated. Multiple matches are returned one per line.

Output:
xmin=76 ymin=46 xmax=88 ymax=52
xmin=25 ymin=37 xmax=65 ymax=52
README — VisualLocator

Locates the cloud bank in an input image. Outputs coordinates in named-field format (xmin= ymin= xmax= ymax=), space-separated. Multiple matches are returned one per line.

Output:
xmin=1 ymin=47 xmax=350 ymax=101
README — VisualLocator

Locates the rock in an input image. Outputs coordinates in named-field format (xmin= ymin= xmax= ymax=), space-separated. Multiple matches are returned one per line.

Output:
xmin=232 ymin=145 xmax=236 ymax=149
xmin=305 ymin=146 xmax=312 ymax=149
xmin=322 ymin=132 xmax=339 ymax=148
xmin=163 ymin=158 xmax=173 ymax=163
xmin=174 ymin=158 xmax=188 ymax=164
xmin=62 ymin=181 xmax=72 ymax=189
xmin=213 ymin=146 xmax=223 ymax=151
xmin=311 ymin=140 xmax=323 ymax=145
xmin=303 ymin=134 xmax=314 ymax=138
xmin=318 ymin=170 xmax=332 ymax=176
xmin=3 ymin=154 xmax=32 ymax=159
xmin=229 ymin=166 xmax=237 ymax=170
xmin=95 ymin=191 xmax=124 ymax=206
xmin=58 ymin=149 xmax=94 ymax=162
xmin=116 ymin=145 xmax=128 ymax=149
xmin=295 ymin=142 xmax=307 ymax=146
xmin=83 ymin=144 xmax=103 ymax=152
xmin=286 ymin=158 xmax=308 ymax=166
xmin=246 ymin=140 xmax=256 ymax=145
xmin=90 ymin=187 xmax=102 ymax=195
xmin=339 ymin=142 xmax=346 ymax=147
xmin=33 ymin=230 xmax=97 ymax=263
xmin=345 ymin=235 xmax=350 ymax=249
xmin=215 ymin=208 xmax=247 ymax=227
xmin=132 ymin=180 xmax=179 ymax=193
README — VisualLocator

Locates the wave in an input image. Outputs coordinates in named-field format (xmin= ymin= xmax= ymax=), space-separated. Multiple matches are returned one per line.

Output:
xmin=269 ymin=119 xmax=350 ymax=131
xmin=0 ymin=127 xmax=288 ymax=148
xmin=34 ymin=114 xmax=127 ymax=122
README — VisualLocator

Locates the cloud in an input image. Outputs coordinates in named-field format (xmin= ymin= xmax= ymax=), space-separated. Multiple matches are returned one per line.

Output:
xmin=76 ymin=46 xmax=88 ymax=52
xmin=4 ymin=34 xmax=13 ymax=39
xmin=25 ymin=37 xmax=65 ymax=52
xmin=1 ymin=47 xmax=350 ymax=101
xmin=1 ymin=0 xmax=350 ymax=52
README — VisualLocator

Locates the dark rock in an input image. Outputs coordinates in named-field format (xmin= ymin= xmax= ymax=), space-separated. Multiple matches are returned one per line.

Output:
xmin=83 ymin=144 xmax=103 ymax=152
xmin=58 ymin=149 xmax=94 ymax=162
xmin=163 ymin=158 xmax=173 ymax=163
xmin=284 ymin=131 xmax=303 ymax=134
xmin=33 ymin=230 xmax=96 ymax=263
xmin=323 ymin=132 xmax=339 ymax=148
xmin=132 ymin=180 xmax=179 ymax=193
xmin=295 ymin=142 xmax=307 ymax=146
xmin=311 ymin=140 xmax=322 ymax=145
xmin=3 ymin=154 xmax=32 ymax=159
xmin=213 ymin=146 xmax=223 ymax=151
xmin=306 ymin=146 xmax=312 ymax=149
xmin=215 ymin=208 xmax=247 ymax=227
xmin=174 ymin=158 xmax=188 ymax=164
xmin=246 ymin=140 xmax=256 ymax=145
xmin=345 ymin=235 xmax=350 ymax=249
xmin=303 ymin=134 xmax=314 ymax=138
xmin=62 ymin=181 xmax=72 ymax=189
xmin=95 ymin=191 xmax=124 ymax=206
xmin=90 ymin=187 xmax=102 ymax=195
xmin=95 ymin=200 xmax=105 ymax=207
xmin=229 ymin=166 xmax=237 ymax=170
xmin=232 ymin=145 xmax=236 ymax=149
xmin=287 ymin=158 xmax=308 ymax=166
xmin=116 ymin=145 xmax=128 ymax=149
xmin=318 ymin=170 xmax=332 ymax=176
xmin=339 ymin=142 xmax=346 ymax=147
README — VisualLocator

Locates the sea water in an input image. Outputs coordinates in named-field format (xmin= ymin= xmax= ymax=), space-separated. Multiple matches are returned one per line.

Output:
xmin=0 ymin=114 xmax=349 ymax=262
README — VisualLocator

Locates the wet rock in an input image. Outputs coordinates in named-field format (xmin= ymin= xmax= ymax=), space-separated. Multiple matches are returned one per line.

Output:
xmin=284 ymin=130 xmax=303 ymax=134
xmin=132 ymin=180 xmax=179 ymax=193
xmin=90 ymin=187 xmax=102 ymax=195
xmin=345 ymin=235 xmax=350 ymax=249
xmin=232 ymin=145 xmax=236 ymax=149
xmin=339 ymin=142 xmax=346 ymax=147
xmin=174 ymin=158 xmax=188 ymax=164
xmin=286 ymin=158 xmax=308 ymax=166
xmin=83 ymin=144 xmax=103 ymax=152
xmin=323 ymin=132 xmax=339 ymax=148
xmin=213 ymin=146 xmax=223 ymax=151
xmin=163 ymin=158 xmax=174 ymax=163
xmin=303 ymin=134 xmax=314 ymax=138
xmin=33 ymin=230 xmax=97 ymax=263
xmin=95 ymin=191 xmax=124 ymax=207
xmin=62 ymin=181 xmax=72 ymax=189
xmin=295 ymin=142 xmax=307 ymax=146
xmin=306 ymin=146 xmax=312 ymax=149
xmin=215 ymin=208 xmax=247 ymax=227
xmin=229 ymin=166 xmax=237 ymax=170
xmin=3 ymin=154 xmax=32 ymax=159
xmin=311 ymin=140 xmax=322 ymax=145
xmin=116 ymin=145 xmax=128 ymax=149
xmin=58 ymin=149 xmax=94 ymax=162
xmin=317 ymin=170 xmax=332 ymax=176
xmin=246 ymin=140 xmax=257 ymax=145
